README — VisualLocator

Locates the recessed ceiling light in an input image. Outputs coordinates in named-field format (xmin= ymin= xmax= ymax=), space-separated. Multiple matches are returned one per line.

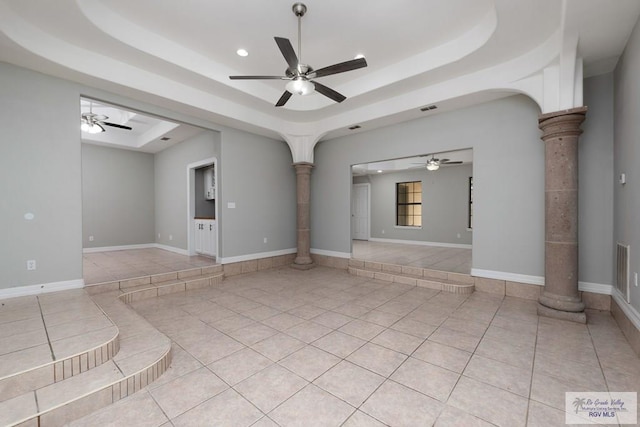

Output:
xmin=377 ymin=170 xmax=383 ymax=173
xmin=236 ymin=49 xmax=249 ymax=57
xmin=354 ymin=54 xmax=365 ymax=59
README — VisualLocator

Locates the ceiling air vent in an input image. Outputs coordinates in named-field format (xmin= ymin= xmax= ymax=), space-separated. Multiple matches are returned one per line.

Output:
xmin=160 ymin=137 xmax=171 ymax=141
xmin=420 ymin=105 xmax=438 ymax=112
xmin=348 ymin=125 xmax=361 ymax=130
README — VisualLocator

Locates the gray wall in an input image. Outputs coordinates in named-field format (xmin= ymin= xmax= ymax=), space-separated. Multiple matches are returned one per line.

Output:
xmin=219 ymin=127 xmax=296 ymax=258
xmin=614 ymin=14 xmax=640 ymax=312
xmin=0 ymin=61 xmax=298 ymax=291
xmin=195 ymin=167 xmax=215 ymax=219
xmin=155 ymin=131 xmax=219 ymax=250
xmin=580 ymin=74 xmax=615 ymax=287
xmin=314 ymin=96 xmax=545 ymax=277
xmin=82 ymin=144 xmax=155 ymax=248
xmin=355 ymin=165 xmax=473 ymax=245
xmin=0 ymin=63 xmax=83 ymax=289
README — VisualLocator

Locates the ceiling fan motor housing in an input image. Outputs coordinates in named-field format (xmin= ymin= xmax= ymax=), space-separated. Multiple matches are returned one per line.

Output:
xmin=292 ymin=3 xmax=307 ymax=17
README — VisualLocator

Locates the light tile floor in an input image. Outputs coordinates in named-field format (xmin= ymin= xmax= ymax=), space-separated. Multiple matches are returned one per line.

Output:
xmin=352 ymin=240 xmax=471 ymax=274
xmin=0 ymin=290 xmax=117 ymax=380
xmin=83 ymin=248 xmax=215 ymax=285
xmin=68 ymin=266 xmax=639 ymax=426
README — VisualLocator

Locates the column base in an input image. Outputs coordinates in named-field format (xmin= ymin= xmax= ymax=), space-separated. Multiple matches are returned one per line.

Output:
xmin=539 ymin=291 xmax=585 ymax=312
xmin=291 ymin=261 xmax=315 ymax=270
xmin=291 ymin=256 xmax=315 ymax=270
xmin=537 ymin=303 xmax=587 ymax=324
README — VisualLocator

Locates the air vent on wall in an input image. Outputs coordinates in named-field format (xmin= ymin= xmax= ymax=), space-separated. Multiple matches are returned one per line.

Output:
xmin=160 ymin=137 xmax=171 ymax=141
xmin=420 ymin=105 xmax=438 ymax=112
xmin=349 ymin=125 xmax=361 ymax=130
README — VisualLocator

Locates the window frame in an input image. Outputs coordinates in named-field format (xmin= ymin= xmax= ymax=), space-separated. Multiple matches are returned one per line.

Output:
xmin=395 ymin=181 xmax=423 ymax=228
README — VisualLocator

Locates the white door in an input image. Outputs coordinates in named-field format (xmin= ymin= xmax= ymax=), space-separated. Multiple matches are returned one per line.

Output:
xmin=352 ymin=184 xmax=370 ymax=240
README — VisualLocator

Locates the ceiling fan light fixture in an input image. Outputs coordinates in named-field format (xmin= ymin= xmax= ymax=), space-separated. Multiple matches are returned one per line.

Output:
xmin=236 ymin=48 xmax=249 ymax=57
xmin=81 ymin=119 xmax=104 ymax=134
xmin=426 ymin=158 xmax=440 ymax=171
xmin=286 ymin=78 xmax=314 ymax=95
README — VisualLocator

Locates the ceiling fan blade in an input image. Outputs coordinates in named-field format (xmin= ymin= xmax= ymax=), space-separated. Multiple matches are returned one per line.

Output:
xmin=442 ymin=161 xmax=463 ymax=165
xmin=275 ymin=90 xmax=293 ymax=107
xmin=313 ymin=82 xmax=346 ymax=103
xmin=274 ymin=37 xmax=299 ymax=71
xmin=312 ymin=57 xmax=368 ymax=78
xmin=229 ymin=75 xmax=286 ymax=80
xmin=103 ymin=122 xmax=133 ymax=130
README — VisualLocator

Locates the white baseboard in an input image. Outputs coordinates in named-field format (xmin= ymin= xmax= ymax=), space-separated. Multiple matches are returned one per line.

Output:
xmin=471 ymin=269 xmax=613 ymax=295
xmin=612 ymin=290 xmax=640 ymax=331
xmin=578 ymin=281 xmax=613 ymax=295
xmin=83 ymin=243 xmax=156 ymax=253
xmin=155 ymin=244 xmax=190 ymax=256
xmin=311 ymin=248 xmax=351 ymax=259
xmin=369 ymin=237 xmax=472 ymax=249
xmin=471 ymin=268 xmax=545 ymax=286
xmin=0 ymin=279 xmax=85 ymax=300
xmin=218 ymin=248 xmax=297 ymax=264
xmin=84 ymin=243 xmax=191 ymax=256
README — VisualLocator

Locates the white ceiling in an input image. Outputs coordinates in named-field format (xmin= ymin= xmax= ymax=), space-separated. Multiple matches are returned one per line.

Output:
xmin=80 ymin=99 xmax=204 ymax=153
xmin=2 ymin=0 xmax=640 ymax=146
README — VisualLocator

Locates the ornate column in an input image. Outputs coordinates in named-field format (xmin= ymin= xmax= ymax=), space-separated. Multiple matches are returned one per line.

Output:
xmin=537 ymin=106 xmax=587 ymax=323
xmin=292 ymin=162 xmax=314 ymax=269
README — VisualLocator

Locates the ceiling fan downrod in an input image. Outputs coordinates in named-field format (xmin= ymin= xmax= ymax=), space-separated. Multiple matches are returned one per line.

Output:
xmin=292 ymin=3 xmax=307 ymax=72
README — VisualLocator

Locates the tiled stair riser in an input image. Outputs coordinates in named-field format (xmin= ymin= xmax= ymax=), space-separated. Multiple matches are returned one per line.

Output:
xmin=16 ymin=349 xmax=172 ymax=427
xmin=347 ymin=260 xmax=475 ymax=295
xmin=0 ymin=332 xmax=119 ymax=403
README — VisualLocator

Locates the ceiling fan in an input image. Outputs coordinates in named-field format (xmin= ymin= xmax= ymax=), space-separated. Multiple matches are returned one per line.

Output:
xmin=229 ymin=2 xmax=368 ymax=107
xmin=413 ymin=155 xmax=463 ymax=171
xmin=81 ymin=102 xmax=133 ymax=134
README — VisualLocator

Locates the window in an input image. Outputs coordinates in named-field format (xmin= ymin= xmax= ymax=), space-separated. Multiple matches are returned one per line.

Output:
xmin=468 ymin=177 xmax=473 ymax=229
xmin=396 ymin=181 xmax=422 ymax=226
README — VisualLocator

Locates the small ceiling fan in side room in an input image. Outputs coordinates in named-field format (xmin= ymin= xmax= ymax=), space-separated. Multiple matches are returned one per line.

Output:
xmin=229 ymin=2 xmax=368 ymax=107
xmin=412 ymin=154 xmax=463 ymax=171
xmin=81 ymin=102 xmax=133 ymax=134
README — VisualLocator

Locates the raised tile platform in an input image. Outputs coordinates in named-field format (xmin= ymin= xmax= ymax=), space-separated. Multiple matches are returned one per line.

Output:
xmin=348 ymin=259 xmax=475 ymax=295
xmin=0 ymin=265 xmax=224 ymax=426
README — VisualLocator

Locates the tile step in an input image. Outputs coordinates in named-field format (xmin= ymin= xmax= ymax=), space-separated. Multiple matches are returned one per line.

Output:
xmin=0 ymin=294 xmax=120 ymax=404
xmin=86 ymin=265 xmax=224 ymax=296
xmin=348 ymin=259 xmax=475 ymax=295
xmin=1 ymin=294 xmax=172 ymax=427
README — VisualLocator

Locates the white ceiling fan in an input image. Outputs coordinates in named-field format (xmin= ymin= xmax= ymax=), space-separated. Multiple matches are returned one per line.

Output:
xmin=412 ymin=154 xmax=463 ymax=171
xmin=81 ymin=102 xmax=133 ymax=134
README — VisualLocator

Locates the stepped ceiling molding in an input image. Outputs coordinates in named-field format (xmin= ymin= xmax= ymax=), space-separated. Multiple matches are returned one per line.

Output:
xmin=1 ymin=0 xmax=639 ymax=160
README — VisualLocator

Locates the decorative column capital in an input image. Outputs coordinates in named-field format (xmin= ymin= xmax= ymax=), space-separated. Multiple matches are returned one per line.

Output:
xmin=538 ymin=106 xmax=587 ymax=140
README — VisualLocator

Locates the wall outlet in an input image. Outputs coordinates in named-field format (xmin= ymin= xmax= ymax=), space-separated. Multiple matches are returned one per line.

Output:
xmin=635 ymin=272 xmax=638 ymax=287
xmin=89 ymin=235 xmax=94 ymax=242
xmin=457 ymin=233 xmax=461 ymax=239
xmin=169 ymin=234 xmax=173 ymax=241
xmin=158 ymin=233 xmax=161 ymax=239
xmin=27 ymin=260 xmax=36 ymax=271
xmin=382 ymin=229 xmax=385 ymax=234
xmin=263 ymin=237 xmax=268 ymax=243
